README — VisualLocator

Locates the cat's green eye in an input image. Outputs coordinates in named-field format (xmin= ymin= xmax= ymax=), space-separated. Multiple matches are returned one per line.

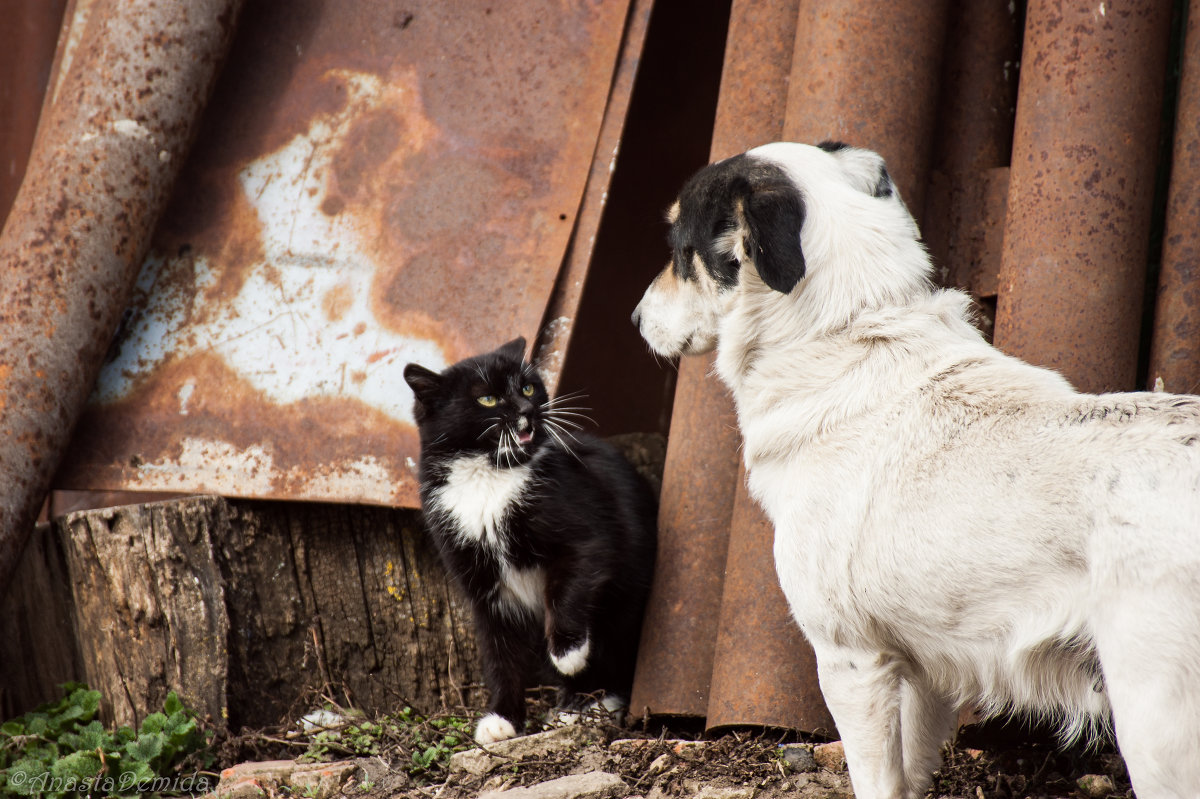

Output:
xmin=477 ymin=395 xmax=498 ymax=407
xmin=521 ymin=384 xmax=535 ymax=397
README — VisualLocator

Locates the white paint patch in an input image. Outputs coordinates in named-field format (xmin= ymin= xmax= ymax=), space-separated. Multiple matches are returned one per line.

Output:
xmin=291 ymin=456 xmax=393 ymax=500
xmin=474 ymin=713 xmax=517 ymax=745
xmin=132 ymin=437 xmax=276 ymax=495
xmin=432 ymin=454 xmax=530 ymax=551
xmin=91 ymin=69 xmax=445 ymax=427
xmin=177 ymin=380 xmax=195 ymax=415
xmin=551 ymin=637 xmax=590 ymax=676
xmin=112 ymin=118 xmax=153 ymax=141
xmin=499 ymin=566 xmax=545 ymax=617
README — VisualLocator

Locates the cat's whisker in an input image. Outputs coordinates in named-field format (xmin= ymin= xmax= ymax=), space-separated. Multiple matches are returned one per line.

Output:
xmin=543 ymin=419 xmax=585 ymax=462
xmin=545 ymin=410 xmax=594 ymax=429
xmin=544 ymin=391 xmax=590 ymax=407
xmin=545 ymin=415 xmax=585 ymax=432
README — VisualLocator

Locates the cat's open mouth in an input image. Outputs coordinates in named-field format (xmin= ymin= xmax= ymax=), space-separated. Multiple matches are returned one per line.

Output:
xmin=516 ymin=430 xmax=534 ymax=446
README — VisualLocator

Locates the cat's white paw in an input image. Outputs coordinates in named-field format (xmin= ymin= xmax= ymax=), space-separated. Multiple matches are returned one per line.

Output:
xmin=550 ymin=637 xmax=590 ymax=676
xmin=474 ymin=713 xmax=517 ymax=745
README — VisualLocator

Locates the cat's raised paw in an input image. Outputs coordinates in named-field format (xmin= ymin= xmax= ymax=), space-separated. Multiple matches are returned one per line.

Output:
xmin=550 ymin=637 xmax=591 ymax=676
xmin=474 ymin=712 xmax=517 ymax=745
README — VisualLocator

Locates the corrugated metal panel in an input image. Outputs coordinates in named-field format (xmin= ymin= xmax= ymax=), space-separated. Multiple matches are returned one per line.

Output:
xmin=53 ymin=0 xmax=634 ymax=508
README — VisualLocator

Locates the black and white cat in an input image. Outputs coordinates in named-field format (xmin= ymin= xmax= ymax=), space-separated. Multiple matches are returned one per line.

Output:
xmin=403 ymin=337 xmax=657 ymax=744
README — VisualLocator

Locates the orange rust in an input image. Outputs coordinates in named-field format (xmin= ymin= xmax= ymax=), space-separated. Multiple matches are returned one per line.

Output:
xmin=321 ymin=282 xmax=353 ymax=322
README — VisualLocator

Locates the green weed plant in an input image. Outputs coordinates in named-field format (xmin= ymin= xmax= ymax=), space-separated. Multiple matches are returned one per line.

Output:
xmin=0 ymin=683 xmax=211 ymax=798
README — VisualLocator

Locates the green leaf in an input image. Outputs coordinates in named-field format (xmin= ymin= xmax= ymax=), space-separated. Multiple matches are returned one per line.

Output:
xmin=139 ymin=712 xmax=167 ymax=735
xmin=125 ymin=732 xmax=165 ymax=764
xmin=24 ymin=714 xmax=49 ymax=737
xmin=48 ymin=748 xmax=102 ymax=782
xmin=5 ymin=757 xmax=50 ymax=797
xmin=163 ymin=692 xmax=185 ymax=717
xmin=66 ymin=687 xmax=101 ymax=720
xmin=1 ymin=719 xmax=26 ymax=737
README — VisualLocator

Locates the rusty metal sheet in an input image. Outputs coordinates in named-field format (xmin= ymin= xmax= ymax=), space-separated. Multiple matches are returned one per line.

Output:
xmin=53 ymin=0 xmax=633 ymax=508
xmin=630 ymin=0 xmax=799 ymax=723
xmin=0 ymin=0 xmax=242 ymax=594
xmin=994 ymin=0 xmax=1172 ymax=393
xmin=783 ymin=0 xmax=951 ymax=216
xmin=1149 ymin=0 xmax=1200 ymax=395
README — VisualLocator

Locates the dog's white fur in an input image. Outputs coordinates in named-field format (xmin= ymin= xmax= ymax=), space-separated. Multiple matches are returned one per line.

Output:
xmin=634 ymin=142 xmax=1200 ymax=799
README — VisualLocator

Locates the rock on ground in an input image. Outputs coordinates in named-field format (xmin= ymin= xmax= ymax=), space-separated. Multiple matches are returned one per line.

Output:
xmin=479 ymin=770 xmax=627 ymax=799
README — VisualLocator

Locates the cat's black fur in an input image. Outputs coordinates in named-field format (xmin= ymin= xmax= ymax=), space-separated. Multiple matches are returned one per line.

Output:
xmin=403 ymin=337 xmax=657 ymax=741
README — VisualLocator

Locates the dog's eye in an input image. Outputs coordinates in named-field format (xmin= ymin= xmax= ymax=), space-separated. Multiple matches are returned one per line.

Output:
xmin=477 ymin=395 xmax=498 ymax=407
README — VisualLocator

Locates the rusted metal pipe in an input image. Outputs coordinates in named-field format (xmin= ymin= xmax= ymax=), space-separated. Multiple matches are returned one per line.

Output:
xmin=994 ymin=0 xmax=1172 ymax=393
xmin=783 ymin=0 xmax=952 ymax=219
xmin=703 ymin=0 xmax=838 ymax=736
xmin=630 ymin=0 xmax=800 ymax=722
xmin=0 ymin=0 xmax=243 ymax=596
xmin=922 ymin=1 xmax=1022 ymax=297
xmin=0 ymin=0 xmax=68 ymax=226
xmin=707 ymin=469 xmax=835 ymax=734
xmin=1149 ymin=0 xmax=1200 ymax=396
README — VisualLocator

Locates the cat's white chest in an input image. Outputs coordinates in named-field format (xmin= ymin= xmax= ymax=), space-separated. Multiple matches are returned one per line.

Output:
xmin=432 ymin=454 xmax=531 ymax=551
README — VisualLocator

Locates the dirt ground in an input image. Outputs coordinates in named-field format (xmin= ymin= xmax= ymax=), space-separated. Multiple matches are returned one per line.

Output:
xmin=215 ymin=696 xmax=1134 ymax=799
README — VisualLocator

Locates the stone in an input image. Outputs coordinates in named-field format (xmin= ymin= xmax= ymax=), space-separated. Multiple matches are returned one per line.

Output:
xmin=646 ymin=753 xmax=673 ymax=776
xmin=214 ymin=779 xmax=267 ymax=799
xmin=478 ymin=770 xmax=627 ymax=799
xmin=451 ymin=725 xmax=602 ymax=776
xmin=813 ymin=741 xmax=847 ymax=771
xmin=691 ymin=786 xmax=756 ymax=799
xmin=211 ymin=759 xmax=361 ymax=799
xmin=778 ymin=744 xmax=818 ymax=773
xmin=1077 ymin=773 xmax=1117 ymax=798
xmin=290 ymin=761 xmax=359 ymax=798
xmin=219 ymin=760 xmax=297 ymax=783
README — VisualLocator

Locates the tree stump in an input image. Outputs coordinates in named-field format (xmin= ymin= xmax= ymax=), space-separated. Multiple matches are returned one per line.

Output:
xmin=46 ymin=496 xmax=482 ymax=729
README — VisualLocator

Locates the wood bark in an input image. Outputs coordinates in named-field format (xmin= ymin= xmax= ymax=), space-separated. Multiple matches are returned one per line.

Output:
xmin=7 ymin=496 xmax=482 ymax=728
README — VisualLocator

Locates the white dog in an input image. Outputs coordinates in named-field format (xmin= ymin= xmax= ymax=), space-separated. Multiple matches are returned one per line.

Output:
xmin=633 ymin=141 xmax=1200 ymax=799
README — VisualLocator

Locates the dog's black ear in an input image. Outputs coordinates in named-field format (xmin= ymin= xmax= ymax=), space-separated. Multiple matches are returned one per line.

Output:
xmin=404 ymin=363 xmax=442 ymax=403
xmin=873 ymin=164 xmax=893 ymax=198
xmin=742 ymin=186 xmax=807 ymax=294
xmin=497 ymin=336 xmax=527 ymax=362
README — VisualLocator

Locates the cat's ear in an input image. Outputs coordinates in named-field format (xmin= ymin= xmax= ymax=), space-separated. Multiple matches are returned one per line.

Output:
xmin=497 ymin=337 xmax=527 ymax=362
xmin=404 ymin=363 xmax=442 ymax=403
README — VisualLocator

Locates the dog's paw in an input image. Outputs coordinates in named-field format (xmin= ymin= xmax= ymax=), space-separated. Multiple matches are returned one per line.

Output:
xmin=550 ymin=636 xmax=590 ymax=676
xmin=474 ymin=713 xmax=517 ymax=745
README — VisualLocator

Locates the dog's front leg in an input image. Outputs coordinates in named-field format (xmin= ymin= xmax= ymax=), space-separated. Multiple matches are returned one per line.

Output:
xmin=815 ymin=644 xmax=909 ymax=799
